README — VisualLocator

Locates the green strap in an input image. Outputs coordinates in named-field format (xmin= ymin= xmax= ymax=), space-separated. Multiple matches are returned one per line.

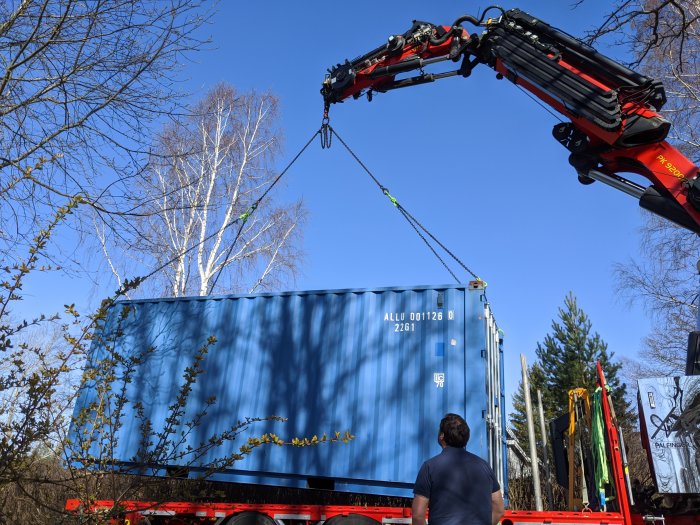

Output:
xmin=383 ymin=189 xmax=399 ymax=207
xmin=592 ymin=387 xmax=609 ymax=509
xmin=238 ymin=204 xmax=258 ymax=222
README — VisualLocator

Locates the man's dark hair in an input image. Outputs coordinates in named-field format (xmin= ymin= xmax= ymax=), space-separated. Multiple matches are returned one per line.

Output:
xmin=440 ymin=413 xmax=470 ymax=448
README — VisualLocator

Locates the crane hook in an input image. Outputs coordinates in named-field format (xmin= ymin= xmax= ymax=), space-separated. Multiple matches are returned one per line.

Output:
xmin=321 ymin=103 xmax=332 ymax=149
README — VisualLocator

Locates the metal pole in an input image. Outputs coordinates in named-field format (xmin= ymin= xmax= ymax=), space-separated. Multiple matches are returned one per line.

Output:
xmin=581 ymin=169 xmax=645 ymax=198
xmin=521 ymin=354 xmax=543 ymax=511
xmin=537 ymin=389 xmax=554 ymax=509
xmin=617 ymin=425 xmax=635 ymax=507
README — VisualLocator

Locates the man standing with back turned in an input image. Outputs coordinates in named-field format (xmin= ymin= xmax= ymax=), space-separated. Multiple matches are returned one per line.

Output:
xmin=412 ymin=413 xmax=505 ymax=525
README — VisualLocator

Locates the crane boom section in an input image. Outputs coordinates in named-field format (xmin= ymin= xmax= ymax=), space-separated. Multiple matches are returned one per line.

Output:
xmin=321 ymin=8 xmax=700 ymax=235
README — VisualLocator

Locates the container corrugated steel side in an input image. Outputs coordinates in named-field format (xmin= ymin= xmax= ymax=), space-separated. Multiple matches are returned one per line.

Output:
xmin=70 ymin=282 xmax=506 ymax=496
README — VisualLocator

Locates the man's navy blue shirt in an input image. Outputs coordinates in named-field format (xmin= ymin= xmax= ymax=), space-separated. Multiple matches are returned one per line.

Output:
xmin=413 ymin=446 xmax=500 ymax=525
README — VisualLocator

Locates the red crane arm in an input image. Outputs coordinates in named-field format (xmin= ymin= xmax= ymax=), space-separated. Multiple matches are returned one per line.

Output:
xmin=321 ymin=7 xmax=700 ymax=235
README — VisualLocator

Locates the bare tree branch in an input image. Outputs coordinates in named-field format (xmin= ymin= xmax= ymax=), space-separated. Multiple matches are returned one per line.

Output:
xmin=587 ymin=1 xmax=700 ymax=71
xmin=0 ymin=0 xmax=211 ymax=262
xmin=100 ymin=84 xmax=306 ymax=298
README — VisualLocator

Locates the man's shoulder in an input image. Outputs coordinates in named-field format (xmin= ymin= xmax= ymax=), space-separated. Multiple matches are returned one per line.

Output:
xmin=426 ymin=447 xmax=482 ymax=464
xmin=421 ymin=453 xmax=440 ymax=468
xmin=463 ymin=449 xmax=490 ymax=465
xmin=425 ymin=448 xmax=494 ymax=470
xmin=438 ymin=449 xmax=496 ymax=475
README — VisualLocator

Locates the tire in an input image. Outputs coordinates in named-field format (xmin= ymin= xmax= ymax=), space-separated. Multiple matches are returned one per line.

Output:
xmin=324 ymin=514 xmax=381 ymax=525
xmin=225 ymin=511 xmax=277 ymax=525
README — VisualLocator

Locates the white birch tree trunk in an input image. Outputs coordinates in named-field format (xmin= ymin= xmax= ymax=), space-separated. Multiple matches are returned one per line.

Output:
xmin=102 ymin=84 xmax=304 ymax=297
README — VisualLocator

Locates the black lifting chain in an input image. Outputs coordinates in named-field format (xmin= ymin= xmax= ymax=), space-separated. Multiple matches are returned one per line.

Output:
xmin=320 ymin=104 xmax=332 ymax=149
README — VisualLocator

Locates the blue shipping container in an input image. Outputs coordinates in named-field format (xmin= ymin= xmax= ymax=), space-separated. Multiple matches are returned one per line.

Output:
xmin=71 ymin=282 xmax=506 ymax=496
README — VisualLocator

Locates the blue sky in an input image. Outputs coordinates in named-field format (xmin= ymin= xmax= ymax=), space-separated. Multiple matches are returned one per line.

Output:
xmin=201 ymin=0 xmax=650 ymax=412
xmin=24 ymin=1 xmax=654 ymax=415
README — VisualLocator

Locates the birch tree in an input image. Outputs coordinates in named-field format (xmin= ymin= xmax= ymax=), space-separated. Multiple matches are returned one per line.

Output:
xmin=106 ymin=84 xmax=305 ymax=297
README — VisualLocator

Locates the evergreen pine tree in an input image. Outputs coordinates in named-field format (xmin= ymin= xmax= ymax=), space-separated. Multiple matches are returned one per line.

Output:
xmin=510 ymin=292 xmax=634 ymax=450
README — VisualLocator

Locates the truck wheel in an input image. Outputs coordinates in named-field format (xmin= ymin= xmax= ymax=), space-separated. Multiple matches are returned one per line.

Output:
xmin=325 ymin=514 xmax=381 ymax=525
xmin=224 ymin=511 xmax=276 ymax=525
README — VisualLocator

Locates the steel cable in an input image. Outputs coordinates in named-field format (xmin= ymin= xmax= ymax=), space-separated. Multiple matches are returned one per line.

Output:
xmin=329 ymin=125 xmax=483 ymax=284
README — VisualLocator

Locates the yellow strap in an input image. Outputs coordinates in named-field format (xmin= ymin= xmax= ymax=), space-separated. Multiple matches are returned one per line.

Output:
xmin=568 ymin=387 xmax=591 ymax=510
